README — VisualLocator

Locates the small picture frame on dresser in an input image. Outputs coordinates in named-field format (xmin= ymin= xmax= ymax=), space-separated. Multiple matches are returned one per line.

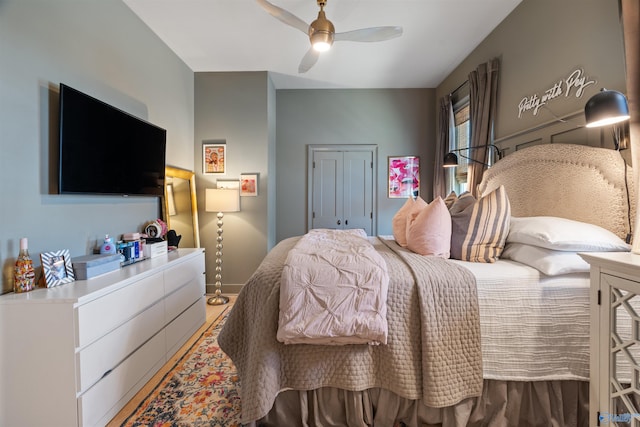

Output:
xmin=41 ymin=249 xmax=75 ymax=288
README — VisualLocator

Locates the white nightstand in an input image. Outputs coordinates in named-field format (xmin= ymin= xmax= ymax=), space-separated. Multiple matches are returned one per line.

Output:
xmin=580 ymin=252 xmax=640 ymax=427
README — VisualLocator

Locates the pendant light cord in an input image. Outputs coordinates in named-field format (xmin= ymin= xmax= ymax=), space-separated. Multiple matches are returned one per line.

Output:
xmin=622 ymin=154 xmax=633 ymax=244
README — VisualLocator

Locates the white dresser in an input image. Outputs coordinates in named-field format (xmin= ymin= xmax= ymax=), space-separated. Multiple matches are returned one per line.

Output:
xmin=581 ymin=252 xmax=640 ymax=427
xmin=0 ymin=248 xmax=206 ymax=427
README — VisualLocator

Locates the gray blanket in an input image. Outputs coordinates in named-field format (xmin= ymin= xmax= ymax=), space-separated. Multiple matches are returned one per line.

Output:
xmin=218 ymin=236 xmax=482 ymax=423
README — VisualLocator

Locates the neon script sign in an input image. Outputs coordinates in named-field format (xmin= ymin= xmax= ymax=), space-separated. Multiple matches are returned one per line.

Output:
xmin=518 ymin=68 xmax=596 ymax=118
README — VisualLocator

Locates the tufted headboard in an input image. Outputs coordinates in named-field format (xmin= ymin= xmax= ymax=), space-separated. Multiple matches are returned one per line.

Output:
xmin=477 ymin=143 xmax=635 ymax=240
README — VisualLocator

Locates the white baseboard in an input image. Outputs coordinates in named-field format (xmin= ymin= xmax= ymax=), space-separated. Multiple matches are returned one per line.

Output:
xmin=206 ymin=283 xmax=244 ymax=295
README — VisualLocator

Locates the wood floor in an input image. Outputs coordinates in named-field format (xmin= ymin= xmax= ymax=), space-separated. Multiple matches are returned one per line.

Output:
xmin=106 ymin=294 xmax=237 ymax=427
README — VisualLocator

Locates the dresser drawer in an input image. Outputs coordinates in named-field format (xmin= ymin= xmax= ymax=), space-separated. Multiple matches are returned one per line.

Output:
xmin=166 ymin=297 xmax=206 ymax=356
xmin=76 ymin=271 xmax=164 ymax=348
xmin=77 ymin=331 xmax=166 ymax=427
xmin=165 ymin=275 xmax=206 ymax=324
xmin=75 ymin=300 xmax=165 ymax=393
xmin=164 ymin=254 xmax=205 ymax=295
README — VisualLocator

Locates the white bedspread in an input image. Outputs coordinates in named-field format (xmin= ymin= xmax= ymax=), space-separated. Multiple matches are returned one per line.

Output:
xmin=451 ymin=258 xmax=591 ymax=381
xmin=279 ymin=234 xmax=593 ymax=380
xmin=277 ymin=229 xmax=389 ymax=345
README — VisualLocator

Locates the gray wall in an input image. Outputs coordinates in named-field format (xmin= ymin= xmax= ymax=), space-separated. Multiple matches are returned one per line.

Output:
xmin=194 ymin=72 xmax=274 ymax=286
xmin=276 ymin=89 xmax=435 ymax=241
xmin=2 ymin=0 xmax=625 ymax=294
xmin=436 ymin=0 xmax=626 ymax=153
xmin=0 ymin=0 xmax=194 ymax=293
xmin=194 ymin=79 xmax=435 ymax=286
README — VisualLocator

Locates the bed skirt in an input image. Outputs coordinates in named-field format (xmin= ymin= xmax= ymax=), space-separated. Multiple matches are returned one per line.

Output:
xmin=252 ymin=380 xmax=589 ymax=427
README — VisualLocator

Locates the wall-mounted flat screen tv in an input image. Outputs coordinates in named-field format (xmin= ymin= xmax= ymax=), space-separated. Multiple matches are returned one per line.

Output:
xmin=58 ymin=83 xmax=166 ymax=197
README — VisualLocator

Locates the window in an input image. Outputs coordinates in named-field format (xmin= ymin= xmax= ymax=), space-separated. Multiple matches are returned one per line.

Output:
xmin=446 ymin=84 xmax=470 ymax=195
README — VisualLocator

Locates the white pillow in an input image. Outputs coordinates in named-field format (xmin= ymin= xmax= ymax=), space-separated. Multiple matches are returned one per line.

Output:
xmin=507 ymin=216 xmax=630 ymax=252
xmin=501 ymin=243 xmax=590 ymax=276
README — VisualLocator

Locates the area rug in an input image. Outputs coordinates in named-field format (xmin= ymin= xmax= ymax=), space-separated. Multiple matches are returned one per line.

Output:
xmin=121 ymin=308 xmax=242 ymax=427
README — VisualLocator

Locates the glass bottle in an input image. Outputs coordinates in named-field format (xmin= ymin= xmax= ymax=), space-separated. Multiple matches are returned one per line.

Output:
xmin=14 ymin=237 xmax=35 ymax=293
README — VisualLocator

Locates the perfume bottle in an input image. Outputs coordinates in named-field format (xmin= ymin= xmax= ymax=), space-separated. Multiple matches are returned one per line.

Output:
xmin=14 ymin=237 xmax=35 ymax=293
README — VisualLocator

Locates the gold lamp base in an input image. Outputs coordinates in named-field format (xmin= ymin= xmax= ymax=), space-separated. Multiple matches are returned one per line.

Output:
xmin=204 ymin=188 xmax=239 ymax=307
xmin=207 ymin=210 xmax=229 ymax=306
xmin=207 ymin=294 xmax=229 ymax=305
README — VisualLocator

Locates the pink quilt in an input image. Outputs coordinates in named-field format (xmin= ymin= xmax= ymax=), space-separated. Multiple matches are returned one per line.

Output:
xmin=277 ymin=229 xmax=389 ymax=345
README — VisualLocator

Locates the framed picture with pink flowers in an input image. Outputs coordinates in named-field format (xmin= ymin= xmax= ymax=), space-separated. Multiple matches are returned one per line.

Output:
xmin=203 ymin=142 xmax=226 ymax=175
xmin=388 ymin=156 xmax=420 ymax=198
xmin=240 ymin=173 xmax=258 ymax=197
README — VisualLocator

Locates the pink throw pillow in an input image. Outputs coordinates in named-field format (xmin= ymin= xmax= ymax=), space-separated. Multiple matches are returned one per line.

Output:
xmin=406 ymin=197 xmax=451 ymax=257
xmin=392 ymin=196 xmax=426 ymax=247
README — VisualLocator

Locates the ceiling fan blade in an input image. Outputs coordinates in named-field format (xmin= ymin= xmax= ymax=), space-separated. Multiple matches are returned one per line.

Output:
xmin=256 ymin=0 xmax=310 ymax=35
xmin=334 ymin=26 xmax=403 ymax=42
xmin=298 ymin=48 xmax=320 ymax=73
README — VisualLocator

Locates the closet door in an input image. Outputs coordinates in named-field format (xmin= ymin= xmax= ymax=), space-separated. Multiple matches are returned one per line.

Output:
xmin=311 ymin=151 xmax=344 ymax=230
xmin=342 ymin=151 xmax=373 ymax=233
xmin=308 ymin=145 xmax=376 ymax=235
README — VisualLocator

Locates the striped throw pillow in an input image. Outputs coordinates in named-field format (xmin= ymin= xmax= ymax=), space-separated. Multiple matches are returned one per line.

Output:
xmin=450 ymin=185 xmax=511 ymax=262
xmin=443 ymin=191 xmax=458 ymax=209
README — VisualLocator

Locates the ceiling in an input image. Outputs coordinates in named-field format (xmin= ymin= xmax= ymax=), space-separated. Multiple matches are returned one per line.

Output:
xmin=123 ymin=0 xmax=523 ymax=89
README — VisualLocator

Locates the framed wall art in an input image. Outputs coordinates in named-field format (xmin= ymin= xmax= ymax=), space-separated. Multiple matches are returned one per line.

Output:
xmin=203 ymin=142 xmax=226 ymax=175
xmin=41 ymin=249 xmax=75 ymax=288
xmin=240 ymin=173 xmax=258 ymax=196
xmin=388 ymin=156 xmax=420 ymax=198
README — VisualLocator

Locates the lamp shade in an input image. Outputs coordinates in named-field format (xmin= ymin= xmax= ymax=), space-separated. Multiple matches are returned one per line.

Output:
xmin=443 ymin=152 xmax=459 ymax=168
xmin=584 ymin=89 xmax=630 ymax=128
xmin=205 ymin=188 xmax=240 ymax=213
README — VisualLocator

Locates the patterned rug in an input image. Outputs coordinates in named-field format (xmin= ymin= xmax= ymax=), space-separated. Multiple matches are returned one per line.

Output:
xmin=121 ymin=308 xmax=242 ymax=427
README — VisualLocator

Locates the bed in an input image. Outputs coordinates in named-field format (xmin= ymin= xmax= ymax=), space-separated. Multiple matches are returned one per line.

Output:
xmin=218 ymin=143 xmax=635 ymax=427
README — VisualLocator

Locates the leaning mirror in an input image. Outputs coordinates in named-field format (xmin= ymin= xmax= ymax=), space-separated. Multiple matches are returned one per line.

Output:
xmin=164 ymin=166 xmax=201 ymax=248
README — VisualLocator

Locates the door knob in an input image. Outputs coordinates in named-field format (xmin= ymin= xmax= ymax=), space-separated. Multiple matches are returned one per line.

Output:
xmin=337 ymin=220 xmax=341 ymax=225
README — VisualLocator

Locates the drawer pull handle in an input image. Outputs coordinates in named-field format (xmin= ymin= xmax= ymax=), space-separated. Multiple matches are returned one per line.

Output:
xmin=101 ymin=369 xmax=112 ymax=379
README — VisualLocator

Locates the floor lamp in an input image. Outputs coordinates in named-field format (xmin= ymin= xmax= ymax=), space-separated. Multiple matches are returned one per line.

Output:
xmin=205 ymin=188 xmax=240 ymax=305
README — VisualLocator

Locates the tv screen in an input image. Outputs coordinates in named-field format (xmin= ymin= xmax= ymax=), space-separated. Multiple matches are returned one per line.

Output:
xmin=58 ymin=83 xmax=166 ymax=197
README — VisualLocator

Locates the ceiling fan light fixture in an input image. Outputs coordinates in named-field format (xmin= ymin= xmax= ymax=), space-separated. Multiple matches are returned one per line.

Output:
xmin=309 ymin=9 xmax=334 ymax=52
xmin=257 ymin=0 xmax=404 ymax=73
xmin=311 ymin=32 xmax=333 ymax=51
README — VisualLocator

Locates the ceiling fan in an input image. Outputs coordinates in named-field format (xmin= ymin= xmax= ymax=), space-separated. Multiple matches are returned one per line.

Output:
xmin=257 ymin=0 xmax=403 ymax=73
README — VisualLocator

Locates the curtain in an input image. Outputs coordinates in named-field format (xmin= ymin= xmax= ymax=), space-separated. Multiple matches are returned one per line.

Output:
xmin=467 ymin=58 xmax=500 ymax=197
xmin=621 ymin=0 xmax=640 ymax=252
xmin=433 ymin=95 xmax=453 ymax=199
